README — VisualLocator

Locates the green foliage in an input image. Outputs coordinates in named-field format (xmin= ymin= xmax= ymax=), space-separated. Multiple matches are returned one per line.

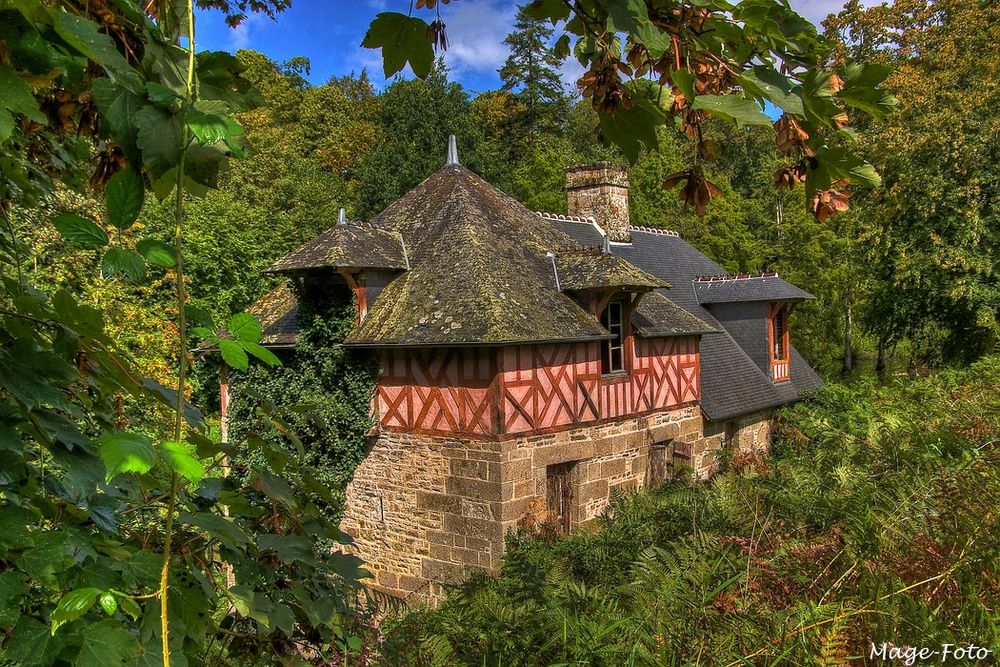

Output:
xmin=228 ymin=278 xmax=380 ymax=522
xmin=379 ymin=358 xmax=1000 ymax=664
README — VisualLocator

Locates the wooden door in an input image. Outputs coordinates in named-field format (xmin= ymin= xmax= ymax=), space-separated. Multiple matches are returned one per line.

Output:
xmin=647 ymin=441 xmax=671 ymax=487
xmin=546 ymin=462 xmax=574 ymax=535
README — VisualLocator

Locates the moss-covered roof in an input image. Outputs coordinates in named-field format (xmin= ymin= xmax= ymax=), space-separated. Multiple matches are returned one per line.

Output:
xmin=632 ymin=291 xmax=719 ymax=337
xmin=255 ymin=164 xmax=705 ymax=348
xmin=247 ymin=282 xmax=298 ymax=346
xmin=555 ymin=248 xmax=669 ymax=292
xmin=265 ymin=223 xmax=408 ymax=273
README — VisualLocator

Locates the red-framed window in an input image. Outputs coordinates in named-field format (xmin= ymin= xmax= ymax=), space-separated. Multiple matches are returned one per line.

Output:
xmin=768 ymin=303 xmax=790 ymax=382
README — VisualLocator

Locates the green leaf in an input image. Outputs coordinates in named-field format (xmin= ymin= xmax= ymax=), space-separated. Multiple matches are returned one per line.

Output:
xmin=105 ymin=169 xmax=144 ymax=230
xmin=0 ymin=571 xmax=28 ymax=626
xmin=670 ymin=69 xmax=696 ymax=102
xmin=162 ymin=441 xmax=205 ymax=483
xmin=135 ymin=104 xmax=183 ymax=185
xmin=98 ymin=431 xmax=156 ymax=482
xmin=145 ymin=81 xmax=181 ymax=106
xmin=116 ymin=595 xmax=142 ymax=621
xmin=51 ymin=587 xmax=102 ymax=634
xmin=523 ymin=0 xmax=570 ymax=23
xmin=77 ymin=619 xmax=141 ymax=664
xmin=91 ymin=79 xmax=144 ymax=165
xmin=101 ymin=248 xmax=146 ymax=282
xmin=99 ymin=592 xmax=118 ymax=616
xmin=228 ymin=312 xmax=262 ymax=343
xmin=737 ymin=68 xmax=803 ymax=116
xmin=181 ymin=511 xmax=251 ymax=549
xmin=53 ymin=14 xmax=142 ymax=93
xmin=186 ymin=106 xmax=244 ymax=149
xmin=0 ymin=65 xmax=47 ymax=137
xmin=136 ymin=238 xmax=176 ymax=268
xmin=219 ymin=339 xmax=248 ymax=370
xmin=691 ymin=94 xmax=772 ymax=127
xmin=243 ymin=341 xmax=281 ymax=367
xmin=361 ymin=13 xmax=435 ymax=79
xmin=598 ymin=93 xmax=664 ymax=163
xmin=257 ymin=534 xmax=314 ymax=565
xmin=52 ymin=214 xmax=109 ymax=247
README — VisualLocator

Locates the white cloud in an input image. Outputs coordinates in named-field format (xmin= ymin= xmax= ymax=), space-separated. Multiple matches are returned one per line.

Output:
xmin=438 ymin=0 xmax=517 ymax=88
xmin=227 ymin=12 xmax=269 ymax=50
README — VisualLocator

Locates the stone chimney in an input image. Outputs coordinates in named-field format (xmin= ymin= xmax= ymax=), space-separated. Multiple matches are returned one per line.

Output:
xmin=565 ymin=162 xmax=631 ymax=242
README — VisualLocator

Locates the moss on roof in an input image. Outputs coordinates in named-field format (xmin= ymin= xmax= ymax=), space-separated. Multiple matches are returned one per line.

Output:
xmin=632 ymin=291 xmax=718 ymax=337
xmin=247 ymin=282 xmax=298 ymax=346
xmin=555 ymin=248 xmax=669 ymax=292
xmin=256 ymin=164 xmax=703 ymax=348
xmin=266 ymin=223 xmax=408 ymax=273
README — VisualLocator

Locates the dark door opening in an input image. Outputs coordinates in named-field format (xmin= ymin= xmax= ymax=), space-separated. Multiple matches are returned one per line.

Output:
xmin=546 ymin=462 xmax=575 ymax=535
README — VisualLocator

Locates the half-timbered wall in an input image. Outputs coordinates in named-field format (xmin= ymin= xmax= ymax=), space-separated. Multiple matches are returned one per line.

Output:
xmin=375 ymin=336 xmax=699 ymax=438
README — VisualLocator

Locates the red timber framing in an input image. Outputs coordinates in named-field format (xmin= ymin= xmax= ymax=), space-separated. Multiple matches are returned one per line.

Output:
xmin=767 ymin=302 xmax=790 ymax=383
xmin=374 ymin=335 xmax=700 ymax=439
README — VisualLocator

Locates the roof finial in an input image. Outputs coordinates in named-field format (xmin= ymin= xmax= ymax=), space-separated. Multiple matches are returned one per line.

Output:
xmin=446 ymin=134 xmax=459 ymax=166
xmin=337 ymin=207 xmax=347 ymax=225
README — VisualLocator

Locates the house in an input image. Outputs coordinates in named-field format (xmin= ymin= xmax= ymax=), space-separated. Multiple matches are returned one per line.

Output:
xmin=243 ymin=138 xmax=822 ymax=599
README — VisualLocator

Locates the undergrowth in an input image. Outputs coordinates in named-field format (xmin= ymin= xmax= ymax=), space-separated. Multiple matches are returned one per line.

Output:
xmin=377 ymin=357 xmax=1000 ymax=665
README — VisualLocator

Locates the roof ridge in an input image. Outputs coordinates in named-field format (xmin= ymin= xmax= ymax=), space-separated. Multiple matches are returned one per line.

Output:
xmin=697 ymin=271 xmax=779 ymax=282
xmin=535 ymin=211 xmax=599 ymax=226
xmin=628 ymin=225 xmax=680 ymax=237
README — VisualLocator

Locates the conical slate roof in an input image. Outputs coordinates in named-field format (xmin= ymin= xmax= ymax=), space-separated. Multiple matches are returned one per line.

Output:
xmin=257 ymin=162 xmax=713 ymax=348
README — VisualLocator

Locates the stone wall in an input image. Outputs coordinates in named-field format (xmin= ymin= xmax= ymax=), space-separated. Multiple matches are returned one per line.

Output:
xmin=701 ymin=409 xmax=774 ymax=475
xmin=342 ymin=405 xmax=712 ymax=600
xmin=340 ymin=431 xmax=504 ymax=600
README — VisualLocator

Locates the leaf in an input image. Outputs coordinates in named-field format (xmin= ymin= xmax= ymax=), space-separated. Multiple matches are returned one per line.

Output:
xmin=77 ymin=619 xmax=141 ymax=664
xmin=98 ymin=431 xmax=156 ymax=482
xmin=0 ymin=64 xmax=47 ymax=139
xmin=141 ymin=378 xmax=205 ymax=432
xmin=101 ymin=248 xmax=146 ymax=282
xmin=737 ymin=68 xmax=804 ymax=116
xmin=523 ymin=0 xmax=570 ymax=23
xmin=117 ymin=595 xmax=142 ymax=621
xmin=91 ymin=79 xmax=144 ymax=165
xmin=218 ymin=339 xmax=248 ymax=371
xmin=53 ymin=14 xmax=142 ymax=93
xmin=0 ymin=571 xmax=28 ymax=626
xmin=52 ymin=214 xmax=109 ymax=247
xmin=145 ymin=81 xmax=181 ymax=106
xmin=135 ymin=104 xmax=183 ymax=185
xmin=181 ymin=511 xmax=251 ymax=549
xmin=670 ymin=69 xmax=696 ymax=102
xmin=243 ymin=342 xmax=281 ymax=367
xmin=257 ymin=534 xmax=314 ymax=565
xmin=162 ymin=441 xmax=204 ymax=483
xmin=186 ymin=106 xmax=244 ymax=149
xmin=691 ymin=95 xmax=772 ymax=127
xmin=598 ymin=93 xmax=664 ymax=163
xmin=361 ymin=13 xmax=435 ymax=79
xmin=105 ymin=169 xmax=144 ymax=230
xmin=99 ymin=592 xmax=118 ymax=616
xmin=50 ymin=587 xmax=102 ymax=634
xmin=227 ymin=312 xmax=262 ymax=344
xmin=136 ymin=238 xmax=176 ymax=267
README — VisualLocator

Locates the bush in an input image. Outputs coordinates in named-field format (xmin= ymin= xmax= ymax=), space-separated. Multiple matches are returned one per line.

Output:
xmin=378 ymin=357 xmax=1000 ymax=665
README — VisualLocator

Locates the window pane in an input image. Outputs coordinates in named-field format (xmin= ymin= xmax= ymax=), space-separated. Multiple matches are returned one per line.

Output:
xmin=611 ymin=347 xmax=623 ymax=371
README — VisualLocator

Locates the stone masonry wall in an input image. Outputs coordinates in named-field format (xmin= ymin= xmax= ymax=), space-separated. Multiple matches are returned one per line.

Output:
xmin=701 ymin=409 xmax=774 ymax=476
xmin=342 ymin=405 xmax=717 ymax=600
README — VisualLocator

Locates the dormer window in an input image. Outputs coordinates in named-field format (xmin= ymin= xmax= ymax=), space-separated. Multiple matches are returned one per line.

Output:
xmin=768 ymin=303 xmax=790 ymax=382
xmin=601 ymin=300 xmax=625 ymax=374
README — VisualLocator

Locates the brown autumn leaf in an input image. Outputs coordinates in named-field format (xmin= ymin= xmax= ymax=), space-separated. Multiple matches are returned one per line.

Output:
xmin=810 ymin=187 xmax=852 ymax=221
xmin=774 ymin=115 xmax=810 ymax=155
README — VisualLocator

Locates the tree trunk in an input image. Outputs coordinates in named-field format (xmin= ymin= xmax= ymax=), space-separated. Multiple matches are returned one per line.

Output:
xmin=841 ymin=290 xmax=854 ymax=377
xmin=875 ymin=336 xmax=887 ymax=381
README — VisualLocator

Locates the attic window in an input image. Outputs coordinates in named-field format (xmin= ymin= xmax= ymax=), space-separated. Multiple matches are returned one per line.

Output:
xmin=769 ymin=303 xmax=790 ymax=382
xmin=601 ymin=300 xmax=625 ymax=374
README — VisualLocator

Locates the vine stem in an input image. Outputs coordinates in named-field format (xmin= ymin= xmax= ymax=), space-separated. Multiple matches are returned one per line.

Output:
xmin=160 ymin=0 xmax=196 ymax=665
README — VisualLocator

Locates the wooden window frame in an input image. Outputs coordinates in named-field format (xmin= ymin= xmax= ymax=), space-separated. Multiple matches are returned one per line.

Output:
xmin=600 ymin=300 xmax=626 ymax=376
xmin=767 ymin=303 xmax=791 ymax=383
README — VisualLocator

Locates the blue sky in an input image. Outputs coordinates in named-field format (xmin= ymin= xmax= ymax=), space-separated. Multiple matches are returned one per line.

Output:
xmin=194 ymin=0 xmax=863 ymax=93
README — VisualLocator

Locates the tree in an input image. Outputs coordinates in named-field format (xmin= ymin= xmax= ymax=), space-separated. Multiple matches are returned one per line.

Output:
xmin=499 ymin=3 xmax=569 ymax=139
xmin=363 ymin=0 xmax=897 ymax=221
xmin=826 ymin=0 xmax=1000 ymax=367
